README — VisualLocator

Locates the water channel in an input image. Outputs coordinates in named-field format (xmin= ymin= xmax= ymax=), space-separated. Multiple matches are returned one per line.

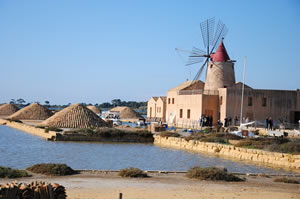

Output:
xmin=0 ymin=125 xmax=297 ymax=174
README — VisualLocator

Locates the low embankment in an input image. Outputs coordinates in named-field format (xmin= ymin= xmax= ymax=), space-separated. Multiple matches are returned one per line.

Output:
xmin=0 ymin=119 xmax=56 ymax=140
xmin=0 ymin=119 xmax=153 ymax=143
xmin=154 ymin=135 xmax=300 ymax=170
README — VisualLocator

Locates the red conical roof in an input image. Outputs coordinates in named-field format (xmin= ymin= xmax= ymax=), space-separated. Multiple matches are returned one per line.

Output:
xmin=210 ymin=41 xmax=230 ymax=62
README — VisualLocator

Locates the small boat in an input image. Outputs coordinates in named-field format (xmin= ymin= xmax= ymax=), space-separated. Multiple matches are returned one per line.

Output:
xmin=112 ymin=119 xmax=122 ymax=126
xmin=230 ymin=121 xmax=259 ymax=138
xmin=136 ymin=118 xmax=146 ymax=126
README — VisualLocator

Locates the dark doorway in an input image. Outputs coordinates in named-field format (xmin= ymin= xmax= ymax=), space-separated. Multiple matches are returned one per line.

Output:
xmin=295 ymin=111 xmax=300 ymax=124
xmin=290 ymin=111 xmax=300 ymax=124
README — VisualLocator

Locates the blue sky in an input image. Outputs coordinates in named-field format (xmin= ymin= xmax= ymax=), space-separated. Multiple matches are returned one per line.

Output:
xmin=0 ymin=0 xmax=299 ymax=105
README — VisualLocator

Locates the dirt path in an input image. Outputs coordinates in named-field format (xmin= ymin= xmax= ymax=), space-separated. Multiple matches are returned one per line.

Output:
xmin=1 ymin=172 xmax=300 ymax=199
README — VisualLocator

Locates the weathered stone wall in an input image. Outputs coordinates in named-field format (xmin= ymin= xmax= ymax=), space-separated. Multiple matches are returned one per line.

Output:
xmin=0 ymin=119 xmax=56 ymax=140
xmin=154 ymin=135 xmax=300 ymax=170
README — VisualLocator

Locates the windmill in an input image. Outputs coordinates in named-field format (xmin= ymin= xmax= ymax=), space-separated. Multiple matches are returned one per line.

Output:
xmin=176 ymin=17 xmax=229 ymax=85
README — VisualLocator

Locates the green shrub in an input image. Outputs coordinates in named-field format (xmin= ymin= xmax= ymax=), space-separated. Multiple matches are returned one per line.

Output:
xmin=203 ymin=128 xmax=212 ymax=134
xmin=186 ymin=166 xmax=244 ymax=182
xmin=159 ymin=132 xmax=181 ymax=138
xmin=274 ymin=177 xmax=300 ymax=184
xmin=118 ymin=167 xmax=148 ymax=178
xmin=201 ymin=137 xmax=229 ymax=144
xmin=26 ymin=163 xmax=76 ymax=176
xmin=0 ymin=166 xmax=29 ymax=178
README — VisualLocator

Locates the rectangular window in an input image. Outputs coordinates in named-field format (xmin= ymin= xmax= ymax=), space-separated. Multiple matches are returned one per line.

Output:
xmin=180 ymin=109 xmax=183 ymax=118
xmin=248 ymin=97 xmax=252 ymax=106
xmin=172 ymin=98 xmax=175 ymax=104
xmin=262 ymin=97 xmax=267 ymax=107
xmin=187 ymin=109 xmax=190 ymax=119
xmin=220 ymin=96 xmax=223 ymax=105
xmin=168 ymin=98 xmax=170 ymax=104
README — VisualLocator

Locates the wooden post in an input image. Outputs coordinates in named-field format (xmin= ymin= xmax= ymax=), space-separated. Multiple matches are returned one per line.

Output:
xmin=119 ymin=192 xmax=123 ymax=199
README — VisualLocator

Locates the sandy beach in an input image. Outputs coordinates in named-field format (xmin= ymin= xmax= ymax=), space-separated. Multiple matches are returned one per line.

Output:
xmin=1 ymin=171 xmax=300 ymax=199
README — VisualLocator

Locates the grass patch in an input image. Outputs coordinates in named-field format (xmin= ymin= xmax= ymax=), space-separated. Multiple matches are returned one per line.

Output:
xmin=0 ymin=166 xmax=29 ymax=178
xmin=159 ymin=131 xmax=181 ymax=138
xmin=26 ymin=163 xmax=76 ymax=176
xmin=118 ymin=167 xmax=148 ymax=178
xmin=64 ymin=128 xmax=153 ymax=138
xmin=186 ymin=166 xmax=244 ymax=182
xmin=274 ymin=177 xmax=300 ymax=184
xmin=185 ymin=133 xmax=241 ymax=143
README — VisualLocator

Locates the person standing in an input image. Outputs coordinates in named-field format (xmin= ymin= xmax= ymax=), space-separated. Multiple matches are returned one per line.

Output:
xmin=224 ymin=117 xmax=228 ymax=127
xmin=246 ymin=117 xmax=249 ymax=128
xmin=269 ymin=117 xmax=273 ymax=130
xmin=234 ymin=116 xmax=238 ymax=126
xmin=265 ymin=118 xmax=269 ymax=130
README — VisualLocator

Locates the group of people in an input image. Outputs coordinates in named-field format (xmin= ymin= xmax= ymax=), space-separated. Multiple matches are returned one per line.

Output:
xmin=265 ymin=117 xmax=274 ymax=130
xmin=199 ymin=115 xmax=213 ymax=127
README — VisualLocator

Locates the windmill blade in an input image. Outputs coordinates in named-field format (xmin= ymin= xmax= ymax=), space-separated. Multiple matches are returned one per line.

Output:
xmin=186 ymin=58 xmax=204 ymax=66
xmin=186 ymin=47 xmax=206 ymax=66
xmin=210 ymin=20 xmax=228 ymax=54
xmin=193 ymin=57 xmax=209 ymax=81
xmin=191 ymin=47 xmax=206 ymax=55
xmin=200 ymin=17 xmax=215 ymax=50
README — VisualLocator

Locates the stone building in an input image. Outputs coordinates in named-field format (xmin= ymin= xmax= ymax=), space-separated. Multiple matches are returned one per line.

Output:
xmin=147 ymin=41 xmax=300 ymax=128
xmin=147 ymin=96 xmax=167 ymax=122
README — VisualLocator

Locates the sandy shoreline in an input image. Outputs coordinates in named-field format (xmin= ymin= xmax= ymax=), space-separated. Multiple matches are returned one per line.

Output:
xmin=1 ymin=171 xmax=300 ymax=199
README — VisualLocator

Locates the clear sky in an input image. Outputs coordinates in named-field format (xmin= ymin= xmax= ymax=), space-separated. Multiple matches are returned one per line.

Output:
xmin=0 ymin=0 xmax=299 ymax=105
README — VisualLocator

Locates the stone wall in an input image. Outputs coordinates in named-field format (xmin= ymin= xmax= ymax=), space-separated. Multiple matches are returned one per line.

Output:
xmin=0 ymin=119 xmax=57 ymax=140
xmin=154 ymin=135 xmax=300 ymax=170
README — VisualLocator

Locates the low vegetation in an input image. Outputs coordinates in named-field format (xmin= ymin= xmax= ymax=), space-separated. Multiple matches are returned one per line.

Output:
xmin=118 ymin=167 xmax=148 ymax=178
xmin=65 ymin=127 xmax=152 ymax=138
xmin=159 ymin=131 xmax=181 ymax=138
xmin=7 ymin=119 xmax=23 ymax=123
xmin=235 ymin=137 xmax=300 ymax=154
xmin=186 ymin=166 xmax=244 ymax=182
xmin=36 ymin=126 xmax=63 ymax=132
xmin=274 ymin=177 xmax=300 ymax=184
xmin=45 ymin=126 xmax=63 ymax=132
xmin=0 ymin=166 xmax=29 ymax=178
xmin=184 ymin=133 xmax=241 ymax=144
xmin=26 ymin=163 xmax=76 ymax=176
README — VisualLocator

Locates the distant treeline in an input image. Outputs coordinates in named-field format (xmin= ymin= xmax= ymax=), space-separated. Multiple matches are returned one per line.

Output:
xmin=98 ymin=99 xmax=147 ymax=109
xmin=6 ymin=98 xmax=147 ymax=111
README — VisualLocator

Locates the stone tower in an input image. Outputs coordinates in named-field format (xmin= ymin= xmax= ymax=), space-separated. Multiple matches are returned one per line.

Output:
xmin=204 ymin=41 xmax=235 ymax=90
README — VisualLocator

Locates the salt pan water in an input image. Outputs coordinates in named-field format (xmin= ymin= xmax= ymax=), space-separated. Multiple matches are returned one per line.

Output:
xmin=0 ymin=125 xmax=297 ymax=174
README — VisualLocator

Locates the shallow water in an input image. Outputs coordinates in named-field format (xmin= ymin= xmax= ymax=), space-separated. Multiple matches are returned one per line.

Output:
xmin=0 ymin=125 xmax=297 ymax=174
